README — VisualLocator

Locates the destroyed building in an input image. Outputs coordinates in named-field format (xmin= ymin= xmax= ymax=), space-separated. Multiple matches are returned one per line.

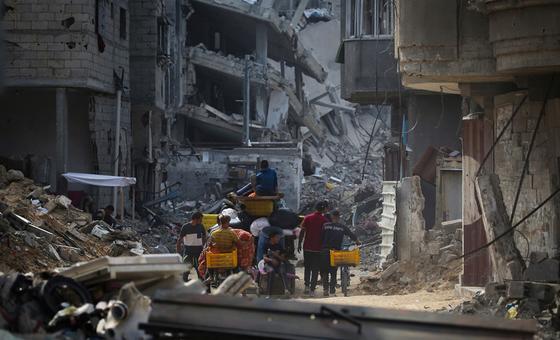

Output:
xmin=392 ymin=0 xmax=560 ymax=287
xmin=337 ymin=0 xmax=463 ymax=230
xmin=0 ymin=0 xmax=387 ymax=215
xmin=0 ymin=0 xmax=132 ymax=208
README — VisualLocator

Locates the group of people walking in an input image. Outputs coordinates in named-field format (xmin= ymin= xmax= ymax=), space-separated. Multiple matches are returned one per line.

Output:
xmin=174 ymin=159 xmax=360 ymax=297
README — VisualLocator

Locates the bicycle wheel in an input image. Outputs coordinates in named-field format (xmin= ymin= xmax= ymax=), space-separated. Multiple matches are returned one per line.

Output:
xmin=340 ymin=266 xmax=350 ymax=297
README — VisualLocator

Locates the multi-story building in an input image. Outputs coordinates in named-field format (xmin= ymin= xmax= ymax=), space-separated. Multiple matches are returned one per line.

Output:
xmin=395 ymin=0 xmax=560 ymax=285
xmin=0 ymin=0 xmax=131 ymax=207
xmin=129 ymin=0 xmax=188 ymax=202
xmin=338 ymin=0 xmax=463 ymax=229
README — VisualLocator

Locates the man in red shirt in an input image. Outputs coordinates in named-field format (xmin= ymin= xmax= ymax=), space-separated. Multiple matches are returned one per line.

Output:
xmin=298 ymin=201 xmax=328 ymax=296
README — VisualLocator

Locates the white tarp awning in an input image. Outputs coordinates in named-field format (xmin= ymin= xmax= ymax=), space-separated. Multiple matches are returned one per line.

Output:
xmin=62 ymin=173 xmax=136 ymax=187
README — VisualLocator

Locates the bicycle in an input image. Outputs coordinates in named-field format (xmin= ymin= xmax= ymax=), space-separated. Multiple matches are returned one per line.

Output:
xmin=330 ymin=244 xmax=360 ymax=297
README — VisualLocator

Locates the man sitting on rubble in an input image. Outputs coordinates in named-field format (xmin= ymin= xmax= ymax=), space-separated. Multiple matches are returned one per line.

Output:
xmin=320 ymin=210 xmax=360 ymax=297
xmin=253 ymin=160 xmax=278 ymax=196
xmin=176 ymin=211 xmax=207 ymax=281
xmin=102 ymin=205 xmax=117 ymax=227
xmin=208 ymin=214 xmax=241 ymax=253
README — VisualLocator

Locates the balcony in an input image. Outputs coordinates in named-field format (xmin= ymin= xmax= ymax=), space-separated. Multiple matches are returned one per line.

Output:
xmin=340 ymin=37 xmax=401 ymax=104
xmin=395 ymin=0 xmax=506 ymax=93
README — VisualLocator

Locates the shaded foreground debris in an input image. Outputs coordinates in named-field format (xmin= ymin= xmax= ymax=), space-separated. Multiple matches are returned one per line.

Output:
xmin=451 ymin=280 xmax=560 ymax=340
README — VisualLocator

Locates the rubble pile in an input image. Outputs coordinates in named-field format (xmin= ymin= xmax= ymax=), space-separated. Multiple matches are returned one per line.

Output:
xmin=0 ymin=166 xmax=159 ymax=272
xmin=451 ymin=280 xmax=560 ymax=339
xmin=358 ymin=221 xmax=463 ymax=295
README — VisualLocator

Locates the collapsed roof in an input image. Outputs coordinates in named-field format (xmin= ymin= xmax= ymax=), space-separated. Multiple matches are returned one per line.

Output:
xmin=189 ymin=0 xmax=328 ymax=83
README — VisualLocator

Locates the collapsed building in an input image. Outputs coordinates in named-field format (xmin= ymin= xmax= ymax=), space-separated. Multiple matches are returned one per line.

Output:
xmin=0 ymin=0 xmax=384 ymax=215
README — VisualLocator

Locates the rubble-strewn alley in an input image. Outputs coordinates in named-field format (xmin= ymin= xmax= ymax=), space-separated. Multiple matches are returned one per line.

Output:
xmin=0 ymin=0 xmax=559 ymax=338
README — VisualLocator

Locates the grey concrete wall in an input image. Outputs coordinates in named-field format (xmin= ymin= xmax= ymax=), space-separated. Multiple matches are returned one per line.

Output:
xmin=487 ymin=2 xmax=560 ymax=73
xmin=89 ymin=93 xmax=132 ymax=207
xmin=167 ymin=147 xmax=303 ymax=211
xmin=341 ymin=38 xmax=401 ymax=104
xmin=3 ymin=0 xmax=130 ymax=93
xmin=129 ymin=0 xmax=162 ymax=109
xmin=396 ymin=0 xmax=499 ymax=90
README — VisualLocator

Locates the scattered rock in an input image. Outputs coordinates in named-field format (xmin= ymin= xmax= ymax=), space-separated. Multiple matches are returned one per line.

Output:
xmin=380 ymin=262 xmax=400 ymax=280
xmin=6 ymin=170 xmax=24 ymax=182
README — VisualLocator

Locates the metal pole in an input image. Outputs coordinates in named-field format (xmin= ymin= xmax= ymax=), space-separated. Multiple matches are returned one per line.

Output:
xmin=243 ymin=55 xmax=251 ymax=146
xmin=132 ymin=185 xmax=136 ymax=220
xmin=148 ymin=110 xmax=153 ymax=163
xmin=113 ymin=89 xmax=122 ymax=209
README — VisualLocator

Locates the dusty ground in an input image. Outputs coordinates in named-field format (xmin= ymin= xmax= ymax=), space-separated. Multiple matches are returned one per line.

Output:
xmin=292 ymin=266 xmax=463 ymax=312
xmin=308 ymin=289 xmax=463 ymax=311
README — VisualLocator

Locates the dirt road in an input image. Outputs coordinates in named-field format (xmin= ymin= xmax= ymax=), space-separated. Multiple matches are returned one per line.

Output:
xmin=306 ymin=289 xmax=463 ymax=312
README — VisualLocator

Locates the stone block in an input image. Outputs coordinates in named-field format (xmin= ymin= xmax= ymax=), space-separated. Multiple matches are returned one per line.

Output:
xmin=524 ymin=258 xmax=560 ymax=282
xmin=527 ymin=283 xmax=555 ymax=303
xmin=454 ymin=228 xmax=462 ymax=241
xmin=441 ymin=219 xmax=462 ymax=234
xmin=506 ymin=281 xmax=525 ymax=299
xmin=529 ymin=251 xmax=549 ymax=264
xmin=439 ymin=251 xmax=458 ymax=268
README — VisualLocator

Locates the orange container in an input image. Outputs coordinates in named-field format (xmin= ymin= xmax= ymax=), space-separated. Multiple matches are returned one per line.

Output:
xmin=202 ymin=214 xmax=219 ymax=231
xmin=330 ymin=248 xmax=360 ymax=267
xmin=206 ymin=249 xmax=238 ymax=269
xmin=243 ymin=200 xmax=274 ymax=217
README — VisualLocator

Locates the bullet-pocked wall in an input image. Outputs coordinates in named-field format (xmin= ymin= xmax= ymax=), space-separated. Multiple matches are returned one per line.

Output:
xmin=166 ymin=147 xmax=303 ymax=211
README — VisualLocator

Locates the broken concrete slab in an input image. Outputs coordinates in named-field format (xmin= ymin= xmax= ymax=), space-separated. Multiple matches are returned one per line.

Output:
xmin=189 ymin=0 xmax=327 ymax=82
xmin=380 ymin=262 xmax=400 ymax=281
xmin=442 ymin=219 xmax=462 ymax=234
xmin=475 ymin=174 xmax=525 ymax=282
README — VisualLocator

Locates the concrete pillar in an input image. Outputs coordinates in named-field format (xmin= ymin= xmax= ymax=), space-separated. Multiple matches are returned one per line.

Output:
xmin=255 ymin=23 xmax=268 ymax=125
xmin=476 ymin=174 xmax=526 ymax=282
xmin=56 ymin=88 xmax=68 ymax=193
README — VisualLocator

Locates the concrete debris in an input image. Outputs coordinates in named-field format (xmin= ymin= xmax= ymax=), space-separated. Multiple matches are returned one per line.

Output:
xmin=0 ymin=170 xmax=161 ymax=273
xmin=451 ymin=281 xmax=560 ymax=339
xmin=358 ymin=222 xmax=463 ymax=295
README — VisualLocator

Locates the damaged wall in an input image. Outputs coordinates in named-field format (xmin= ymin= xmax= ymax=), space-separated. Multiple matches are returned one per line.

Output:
xmin=493 ymin=91 xmax=560 ymax=259
xmin=396 ymin=176 xmax=426 ymax=262
xmin=3 ymin=0 xmax=130 ymax=93
xmin=167 ymin=147 xmax=303 ymax=211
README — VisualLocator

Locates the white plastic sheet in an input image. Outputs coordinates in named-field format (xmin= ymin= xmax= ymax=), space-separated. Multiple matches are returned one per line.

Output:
xmin=62 ymin=172 xmax=136 ymax=187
